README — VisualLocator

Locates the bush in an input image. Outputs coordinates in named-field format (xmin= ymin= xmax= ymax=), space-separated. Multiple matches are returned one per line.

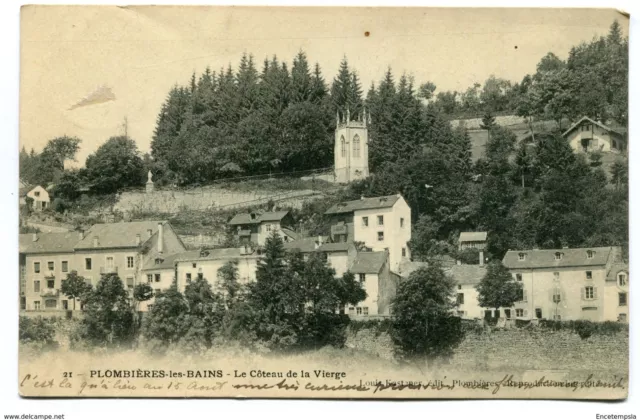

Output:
xmin=456 ymin=248 xmax=481 ymax=265
xmin=19 ymin=316 xmax=58 ymax=348
xmin=536 ymin=319 xmax=627 ymax=339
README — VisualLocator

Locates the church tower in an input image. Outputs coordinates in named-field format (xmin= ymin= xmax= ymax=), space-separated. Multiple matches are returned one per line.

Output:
xmin=334 ymin=107 xmax=370 ymax=183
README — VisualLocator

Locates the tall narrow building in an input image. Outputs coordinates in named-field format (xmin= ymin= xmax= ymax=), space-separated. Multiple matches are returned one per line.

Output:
xmin=334 ymin=108 xmax=370 ymax=183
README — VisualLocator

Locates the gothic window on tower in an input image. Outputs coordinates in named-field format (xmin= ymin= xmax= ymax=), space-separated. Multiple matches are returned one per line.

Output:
xmin=340 ymin=135 xmax=346 ymax=157
xmin=353 ymin=134 xmax=360 ymax=158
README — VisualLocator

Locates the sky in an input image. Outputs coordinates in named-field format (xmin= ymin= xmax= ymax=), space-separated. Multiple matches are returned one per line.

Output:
xmin=19 ymin=6 xmax=627 ymax=166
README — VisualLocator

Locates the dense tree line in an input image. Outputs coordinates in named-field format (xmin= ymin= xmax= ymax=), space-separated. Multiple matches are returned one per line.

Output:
xmin=428 ymin=21 xmax=628 ymax=126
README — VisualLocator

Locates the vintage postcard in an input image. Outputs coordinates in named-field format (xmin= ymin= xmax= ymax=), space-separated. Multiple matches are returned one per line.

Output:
xmin=18 ymin=6 xmax=629 ymax=399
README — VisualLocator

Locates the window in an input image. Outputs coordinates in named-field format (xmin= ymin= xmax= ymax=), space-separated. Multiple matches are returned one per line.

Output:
xmin=377 ymin=215 xmax=384 ymax=226
xmin=584 ymin=286 xmax=595 ymax=300
xmin=553 ymin=272 xmax=559 ymax=282
xmin=61 ymin=261 xmax=68 ymax=273
xmin=155 ymin=289 xmax=161 ymax=295
xmin=348 ymin=307 xmax=355 ymax=315
xmin=552 ymin=292 xmax=561 ymax=303
xmin=85 ymin=258 xmax=92 ymax=270
xmin=47 ymin=261 xmax=54 ymax=271
xmin=458 ymin=284 xmax=462 ymax=290
xmin=586 ymin=271 xmax=593 ymax=280
xmin=587 ymin=250 xmax=594 ymax=259
xmin=45 ymin=299 xmax=57 ymax=309
xmin=34 ymin=301 xmax=40 ymax=310
xmin=34 ymin=262 xmax=40 ymax=273
xmin=362 ymin=217 xmax=369 ymax=227
xmin=192 ymin=263 xmax=197 ymax=269
xmin=618 ymin=313 xmax=627 ymax=322
xmin=358 ymin=273 xmax=365 ymax=285
xmin=619 ymin=293 xmax=627 ymax=306
xmin=186 ymin=273 xmax=192 ymax=283
xmin=34 ymin=191 xmax=40 ymax=197
xmin=504 ymin=309 xmax=511 ymax=319
xmin=85 ymin=277 xmax=92 ymax=286
xmin=519 ymin=289 xmax=527 ymax=302
xmin=535 ymin=308 xmax=542 ymax=319
xmin=34 ymin=280 xmax=40 ymax=293
xmin=47 ymin=279 xmax=54 ymax=289
xmin=362 ymin=307 xmax=369 ymax=316
xmin=106 ymin=256 xmax=114 ymax=268
xmin=126 ymin=277 xmax=134 ymax=290
xmin=353 ymin=134 xmax=361 ymax=158
xmin=147 ymin=274 xmax=152 ymax=283
xmin=402 ymin=247 xmax=406 ymax=257
xmin=197 ymin=273 xmax=203 ymax=281
xmin=518 ymin=253 xmax=525 ymax=261
xmin=457 ymin=293 xmax=465 ymax=304
xmin=515 ymin=274 xmax=522 ymax=282
xmin=147 ymin=304 xmax=154 ymax=311
xmin=356 ymin=307 xmax=362 ymax=315
xmin=457 ymin=310 xmax=465 ymax=317
xmin=400 ymin=218 xmax=405 ymax=228
xmin=553 ymin=315 xmax=562 ymax=321
xmin=265 ymin=224 xmax=272 ymax=232
xmin=554 ymin=252 xmax=563 ymax=260
xmin=154 ymin=274 xmax=161 ymax=283
xmin=340 ymin=136 xmax=346 ymax=157
xmin=127 ymin=256 xmax=134 ymax=269
xmin=618 ymin=273 xmax=627 ymax=286
xmin=516 ymin=308 xmax=524 ymax=317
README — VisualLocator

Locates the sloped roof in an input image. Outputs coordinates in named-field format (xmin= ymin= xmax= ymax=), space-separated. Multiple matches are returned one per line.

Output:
xmin=174 ymin=247 xmax=258 ymax=262
xmin=75 ymin=221 xmax=165 ymax=250
xmin=281 ymin=228 xmax=300 ymax=241
xmin=325 ymin=195 xmax=401 ymax=215
xmin=606 ymin=262 xmax=629 ymax=282
xmin=397 ymin=260 xmax=486 ymax=285
xmin=228 ymin=211 xmax=290 ymax=225
xmin=283 ymin=236 xmax=327 ymax=253
xmin=142 ymin=251 xmax=194 ymax=271
xmin=459 ymin=231 xmax=487 ymax=242
xmin=445 ymin=264 xmax=487 ymax=285
xmin=318 ymin=241 xmax=353 ymax=253
xmin=503 ymin=247 xmax=612 ymax=270
xmin=19 ymin=232 xmax=79 ymax=254
xmin=562 ymin=116 xmax=625 ymax=138
xmin=349 ymin=251 xmax=387 ymax=274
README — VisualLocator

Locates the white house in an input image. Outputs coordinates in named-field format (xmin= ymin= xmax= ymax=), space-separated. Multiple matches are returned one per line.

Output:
xmin=228 ymin=211 xmax=294 ymax=246
xmin=25 ymin=185 xmax=50 ymax=211
xmin=324 ymin=194 xmax=411 ymax=273
xmin=503 ymin=246 xmax=628 ymax=322
xmin=562 ymin=116 xmax=627 ymax=153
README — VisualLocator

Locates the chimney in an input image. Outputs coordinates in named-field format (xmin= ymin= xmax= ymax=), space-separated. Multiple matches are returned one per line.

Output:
xmin=479 ymin=250 xmax=484 ymax=267
xmin=32 ymin=232 xmax=38 ymax=242
xmin=157 ymin=223 xmax=164 ymax=254
xmin=93 ymin=236 xmax=99 ymax=247
xmin=78 ymin=230 xmax=84 ymax=240
xmin=135 ymin=233 xmax=141 ymax=246
xmin=250 ymin=213 xmax=256 ymax=220
xmin=147 ymin=229 xmax=153 ymax=239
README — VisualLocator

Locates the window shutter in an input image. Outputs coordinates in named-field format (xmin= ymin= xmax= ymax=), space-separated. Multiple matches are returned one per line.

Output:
xmin=523 ymin=309 xmax=528 ymax=318
xmin=523 ymin=290 xmax=528 ymax=302
xmin=593 ymin=287 xmax=598 ymax=300
xmin=581 ymin=287 xmax=586 ymax=301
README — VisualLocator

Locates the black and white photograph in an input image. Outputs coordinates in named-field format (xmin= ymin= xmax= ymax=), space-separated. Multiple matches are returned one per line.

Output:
xmin=14 ymin=5 xmax=630 ymax=400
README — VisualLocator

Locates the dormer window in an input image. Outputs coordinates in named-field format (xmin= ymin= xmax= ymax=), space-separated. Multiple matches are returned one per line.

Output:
xmin=518 ymin=253 xmax=526 ymax=261
xmin=587 ymin=250 xmax=594 ymax=259
xmin=618 ymin=273 xmax=627 ymax=287
xmin=154 ymin=258 xmax=164 ymax=265
xmin=555 ymin=252 xmax=563 ymax=261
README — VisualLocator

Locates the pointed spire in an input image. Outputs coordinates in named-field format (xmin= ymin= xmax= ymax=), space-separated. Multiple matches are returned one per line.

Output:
xmin=336 ymin=110 xmax=340 ymax=126
xmin=346 ymin=106 xmax=350 ymax=123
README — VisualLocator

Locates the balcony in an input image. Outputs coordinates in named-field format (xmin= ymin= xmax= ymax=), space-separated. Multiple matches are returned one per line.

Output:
xmin=40 ymin=288 xmax=60 ymax=298
xmin=100 ymin=266 xmax=119 ymax=274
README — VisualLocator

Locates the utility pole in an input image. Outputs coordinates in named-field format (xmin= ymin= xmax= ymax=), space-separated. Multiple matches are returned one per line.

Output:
xmin=122 ymin=116 xmax=129 ymax=138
